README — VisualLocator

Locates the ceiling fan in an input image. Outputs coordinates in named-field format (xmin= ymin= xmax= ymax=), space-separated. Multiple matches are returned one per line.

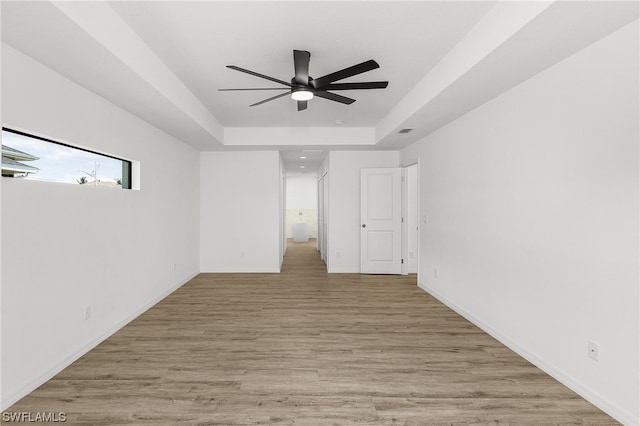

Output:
xmin=219 ymin=50 xmax=389 ymax=111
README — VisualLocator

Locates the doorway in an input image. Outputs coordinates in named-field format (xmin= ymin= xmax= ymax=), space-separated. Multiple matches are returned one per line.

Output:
xmin=285 ymin=174 xmax=319 ymax=245
xmin=402 ymin=163 xmax=419 ymax=278
xmin=358 ymin=165 xmax=419 ymax=276
xmin=318 ymin=172 xmax=328 ymax=266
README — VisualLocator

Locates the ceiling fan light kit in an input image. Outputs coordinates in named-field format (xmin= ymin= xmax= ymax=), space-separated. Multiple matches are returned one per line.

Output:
xmin=291 ymin=86 xmax=314 ymax=101
xmin=220 ymin=50 xmax=388 ymax=111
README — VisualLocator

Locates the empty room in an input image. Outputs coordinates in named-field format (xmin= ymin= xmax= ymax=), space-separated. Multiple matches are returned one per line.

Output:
xmin=1 ymin=1 xmax=638 ymax=424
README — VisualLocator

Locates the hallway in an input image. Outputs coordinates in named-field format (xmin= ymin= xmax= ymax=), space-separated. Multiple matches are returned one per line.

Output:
xmin=280 ymin=239 xmax=327 ymax=275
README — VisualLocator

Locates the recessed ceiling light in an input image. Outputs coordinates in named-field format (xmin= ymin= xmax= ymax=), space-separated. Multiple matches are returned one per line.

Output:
xmin=300 ymin=156 xmax=307 ymax=159
xmin=299 ymin=165 xmax=305 ymax=168
xmin=335 ymin=119 xmax=343 ymax=125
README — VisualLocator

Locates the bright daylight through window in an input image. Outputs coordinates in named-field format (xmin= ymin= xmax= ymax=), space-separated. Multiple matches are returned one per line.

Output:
xmin=1 ymin=128 xmax=131 ymax=189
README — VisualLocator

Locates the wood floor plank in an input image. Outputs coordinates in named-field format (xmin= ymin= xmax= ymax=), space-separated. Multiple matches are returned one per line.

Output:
xmin=5 ymin=239 xmax=618 ymax=424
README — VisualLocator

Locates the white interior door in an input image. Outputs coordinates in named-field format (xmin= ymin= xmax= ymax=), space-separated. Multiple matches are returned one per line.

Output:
xmin=360 ymin=168 xmax=402 ymax=274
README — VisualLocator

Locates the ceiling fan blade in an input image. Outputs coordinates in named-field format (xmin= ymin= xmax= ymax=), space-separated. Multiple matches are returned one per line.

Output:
xmin=250 ymin=91 xmax=290 ymax=107
xmin=227 ymin=65 xmax=291 ymax=87
xmin=314 ymin=91 xmax=356 ymax=105
xmin=297 ymin=100 xmax=308 ymax=111
xmin=320 ymin=81 xmax=388 ymax=91
xmin=293 ymin=50 xmax=310 ymax=85
xmin=312 ymin=59 xmax=379 ymax=88
xmin=219 ymin=88 xmax=291 ymax=91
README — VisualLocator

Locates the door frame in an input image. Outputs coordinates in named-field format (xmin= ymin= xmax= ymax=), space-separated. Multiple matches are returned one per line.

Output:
xmin=317 ymin=171 xmax=329 ymax=269
xmin=401 ymin=161 xmax=420 ymax=278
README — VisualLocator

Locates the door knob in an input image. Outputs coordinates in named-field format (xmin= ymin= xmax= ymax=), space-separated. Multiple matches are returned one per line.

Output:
xmin=362 ymin=224 xmax=366 ymax=228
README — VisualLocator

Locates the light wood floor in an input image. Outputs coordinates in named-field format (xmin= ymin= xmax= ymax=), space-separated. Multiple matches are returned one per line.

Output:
xmin=6 ymin=239 xmax=617 ymax=425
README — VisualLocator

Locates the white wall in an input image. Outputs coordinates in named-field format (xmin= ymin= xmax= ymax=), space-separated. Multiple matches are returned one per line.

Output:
xmin=1 ymin=45 xmax=200 ymax=409
xmin=200 ymin=151 xmax=281 ymax=272
xmin=327 ymin=151 xmax=399 ymax=273
xmin=403 ymin=21 xmax=639 ymax=424
xmin=286 ymin=175 xmax=318 ymax=239
xmin=286 ymin=175 xmax=317 ymax=209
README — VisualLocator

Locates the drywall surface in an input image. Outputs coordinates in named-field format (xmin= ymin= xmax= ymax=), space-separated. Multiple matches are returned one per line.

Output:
xmin=406 ymin=21 xmax=639 ymax=424
xmin=327 ymin=151 xmax=399 ymax=273
xmin=286 ymin=175 xmax=318 ymax=239
xmin=200 ymin=151 xmax=281 ymax=272
xmin=286 ymin=175 xmax=317 ymax=210
xmin=1 ymin=45 xmax=200 ymax=409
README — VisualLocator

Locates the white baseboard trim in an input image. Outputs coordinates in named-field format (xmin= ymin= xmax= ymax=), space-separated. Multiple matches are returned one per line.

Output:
xmin=200 ymin=268 xmax=280 ymax=273
xmin=1 ymin=272 xmax=198 ymax=412
xmin=417 ymin=280 xmax=637 ymax=426
xmin=327 ymin=267 xmax=360 ymax=273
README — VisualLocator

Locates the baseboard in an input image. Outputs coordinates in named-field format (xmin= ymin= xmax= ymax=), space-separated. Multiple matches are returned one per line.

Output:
xmin=1 ymin=272 xmax=198 ymax=411
xmin=417 ymin=280 xmax=637 ymax=426
xmin=200 ymin=268 xmax=280 ymax=273
xmin=327 ymin=267 xmax=360 ymax=273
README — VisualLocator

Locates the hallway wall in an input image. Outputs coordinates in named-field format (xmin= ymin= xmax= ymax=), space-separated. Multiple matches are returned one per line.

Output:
xmin=200 ymin=151 xmax=281 ymax=272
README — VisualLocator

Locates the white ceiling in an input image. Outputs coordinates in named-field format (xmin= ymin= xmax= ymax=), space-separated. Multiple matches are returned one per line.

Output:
xmin=1 ymin=1 xmax=638 ymax=173
xmin=108 ymin=1 xmax=492 ymax=127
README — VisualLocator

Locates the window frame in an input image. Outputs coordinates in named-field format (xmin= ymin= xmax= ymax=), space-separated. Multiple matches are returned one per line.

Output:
xmin=2 ymin=127 xmax=132 ymax=189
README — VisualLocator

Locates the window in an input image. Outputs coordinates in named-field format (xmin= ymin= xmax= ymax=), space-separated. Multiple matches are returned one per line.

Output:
xmin=1 ymin=128 xmax=132 ymax=189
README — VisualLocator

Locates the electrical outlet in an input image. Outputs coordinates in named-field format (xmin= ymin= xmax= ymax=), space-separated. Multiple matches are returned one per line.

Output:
xmin=240 ymin=251 xmax=244 ymax=259
xmin=434 ymin=268 xmax=438 ymax=278
xmin=336 ymin=252 xmax=341 ymax=258
xmin=84 ymin=306 xmax=91 ymax=321
xmin=173 ymin=263 xmax=177 ymax=272
xmin=588 ymin=341 xmax=599 ymax=361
